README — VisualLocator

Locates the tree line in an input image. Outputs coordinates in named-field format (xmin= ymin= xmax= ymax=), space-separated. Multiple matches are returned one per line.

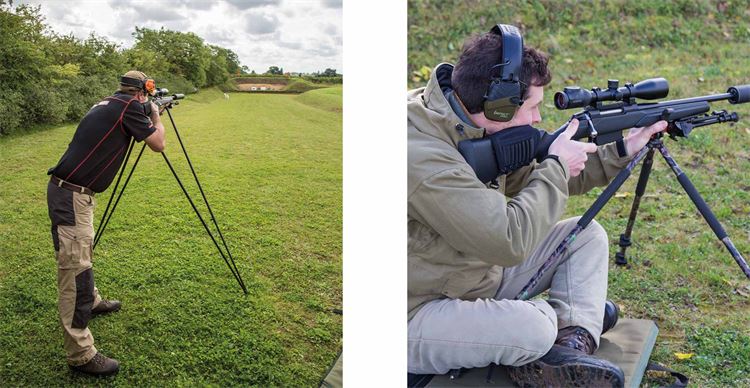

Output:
xmin=0 ymin=2 xmax=241 ymax=135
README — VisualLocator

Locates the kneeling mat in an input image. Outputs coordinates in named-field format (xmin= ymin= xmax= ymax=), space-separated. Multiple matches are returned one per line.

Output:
xmin=424 ymin=318 xmax=658 ymax=388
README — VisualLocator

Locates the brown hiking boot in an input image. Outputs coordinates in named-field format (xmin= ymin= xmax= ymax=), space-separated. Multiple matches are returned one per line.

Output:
xmin=70 ymin=353 xmax=120 ymax=376
xmin=507 ymin=345 xmax=624 ymax=387
xmin=556 ymin=326 xmax=597 ymax=355
xmin=92 ymin=300 xmax=121 ymax=316
xmin=509 ymin=326 xmax=623 ymax=387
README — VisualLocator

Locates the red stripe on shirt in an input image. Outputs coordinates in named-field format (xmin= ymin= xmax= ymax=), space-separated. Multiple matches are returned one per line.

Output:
xmin=87 ymin=144 xmax=126 ymax=188
xmin=65 ymin=99 xmax=136 ymax=182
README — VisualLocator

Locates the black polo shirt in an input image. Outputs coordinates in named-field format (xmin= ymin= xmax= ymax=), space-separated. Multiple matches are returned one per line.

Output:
xmin=50 ymin=92 xmax=156 ymax=193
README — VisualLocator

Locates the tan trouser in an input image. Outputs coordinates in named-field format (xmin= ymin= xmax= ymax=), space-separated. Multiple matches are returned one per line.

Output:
xmin=408 ymin=217 xmax=609 ymax=374
xmin=48 ymin=181 xmax=103 ymax=366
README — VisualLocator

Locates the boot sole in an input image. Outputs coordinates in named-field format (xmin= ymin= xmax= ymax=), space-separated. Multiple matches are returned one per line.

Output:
xmin=69 ymin=365 xmax=120 ymax=377
xmin=508 ymin=359 xmax=624 ymax=387
xmin=92 ymin=305 xmax=121 ymax=316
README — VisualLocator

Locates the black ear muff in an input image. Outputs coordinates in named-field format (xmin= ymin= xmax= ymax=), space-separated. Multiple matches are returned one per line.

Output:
xmin=483 ymin=24 xmax=524 ymax=122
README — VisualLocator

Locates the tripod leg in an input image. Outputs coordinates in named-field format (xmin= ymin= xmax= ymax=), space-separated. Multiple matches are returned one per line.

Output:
xmin=93 ymin=142 xmax=147 ymax=249
xmin=615 ymin=148 xmax=656 ymax=265
xmin=656 ymin=143 xmax=750 ymax=280
xmin=164 ymin=109 xmax=245 ymax=290
xmin=515 ymin=143 xmax=655 ymax=300
xmin=96 ymin=138 xmax=135 ymax=242
xmin=161 ymin=152 xmax=249 ymax=294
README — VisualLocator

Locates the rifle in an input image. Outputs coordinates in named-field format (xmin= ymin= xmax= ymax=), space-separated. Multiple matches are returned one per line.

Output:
xmin=144 ymin=88 xmax=185 ymax=116
xmin=458 ymin=78 xmax=750 ymax=183
xmin=460 ymin=79 xmax=750 ymax=298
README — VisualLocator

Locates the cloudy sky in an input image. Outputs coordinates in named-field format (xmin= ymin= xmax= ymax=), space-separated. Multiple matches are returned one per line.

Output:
xmin=16 ymin=0 xmax=343 ymax=74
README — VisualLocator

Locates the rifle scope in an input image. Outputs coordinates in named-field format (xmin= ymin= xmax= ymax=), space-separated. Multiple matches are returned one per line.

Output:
xmin=154 ymin=88 xmax=185 ymax=100
xmin=554 ymin=78 xmax=669 ymax=110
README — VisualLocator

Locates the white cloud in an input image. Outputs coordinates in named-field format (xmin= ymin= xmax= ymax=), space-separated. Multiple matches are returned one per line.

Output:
xmin=245 ymin=10 xmax=279 ymax=35
xmin=226 ymin=0 xmax=280 ymax=10
xmin=15 ymin=0 xmax=343 ymax=73
xmin=320 ymin=0 xmax=342 ymax=8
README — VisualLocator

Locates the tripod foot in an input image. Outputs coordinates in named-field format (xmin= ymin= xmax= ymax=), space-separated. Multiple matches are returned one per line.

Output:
xmin=614 ymin=252 xmax=628 ymax=266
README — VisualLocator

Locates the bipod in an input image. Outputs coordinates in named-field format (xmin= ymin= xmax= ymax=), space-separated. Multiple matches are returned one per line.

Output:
xmin=93 ymin=107 xmax=248 ymax=295
xmin=515 ymin=136 xmax=750 ymax=302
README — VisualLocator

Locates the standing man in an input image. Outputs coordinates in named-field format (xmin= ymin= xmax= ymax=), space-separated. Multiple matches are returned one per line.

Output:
xmin=407 ymin=25 xmax=667 ymax=386
xmin=47 ymin=71 xmax=166 ymax=376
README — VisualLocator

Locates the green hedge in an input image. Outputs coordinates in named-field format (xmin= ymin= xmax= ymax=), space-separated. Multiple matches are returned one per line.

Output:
xmin=0 ymin=3 xmax=240 ymax=136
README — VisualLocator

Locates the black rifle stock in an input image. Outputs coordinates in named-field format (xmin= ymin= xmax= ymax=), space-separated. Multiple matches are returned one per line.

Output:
xmin=459 ymin=79 xmax=750 ymax=183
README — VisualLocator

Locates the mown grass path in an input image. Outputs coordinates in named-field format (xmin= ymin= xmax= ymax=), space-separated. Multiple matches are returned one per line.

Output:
xmin=0 ymin=87 xmax=342 ymax=386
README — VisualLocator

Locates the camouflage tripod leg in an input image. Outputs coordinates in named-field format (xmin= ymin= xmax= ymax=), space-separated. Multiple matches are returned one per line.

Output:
xmin=515 ymin=142 xmax=656 ymax=301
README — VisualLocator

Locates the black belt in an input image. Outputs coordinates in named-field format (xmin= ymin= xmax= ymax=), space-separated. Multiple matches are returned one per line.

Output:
xmin=50 ymin=176 xmax=95 ymax=196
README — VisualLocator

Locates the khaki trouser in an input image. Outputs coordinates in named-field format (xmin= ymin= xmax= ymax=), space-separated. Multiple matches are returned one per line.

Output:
xmin=47 ymin=181 xmax=103 ymax=366
xmin=408 ymin=217 xmax=609 ymax=374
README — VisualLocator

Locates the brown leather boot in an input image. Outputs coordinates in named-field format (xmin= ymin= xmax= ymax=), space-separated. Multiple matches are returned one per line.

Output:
xmin=556 ymin=326 xmax=597 ymax=355
xmin=70 ymin=353 xmax=120 ymax=376
xmin=507 ymin=345 xmax=624 ymax=387
xmin=508 ymin=327 xmax=624 ymax=387
xmin=92 ymin=300 xmax=121 ymax=316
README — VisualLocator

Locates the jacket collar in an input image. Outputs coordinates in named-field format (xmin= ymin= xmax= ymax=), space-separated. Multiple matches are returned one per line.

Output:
xmin=411 ymin=63 xmax=486 ymax=147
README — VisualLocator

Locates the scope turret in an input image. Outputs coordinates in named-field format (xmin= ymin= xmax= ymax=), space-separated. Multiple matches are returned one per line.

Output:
xmin=554 ymin=77 xmax=669 ymax=109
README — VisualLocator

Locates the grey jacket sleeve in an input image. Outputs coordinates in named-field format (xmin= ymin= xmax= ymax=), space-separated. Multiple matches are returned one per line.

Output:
xmin=408 ymin=158 xmax=570 ymax=267
xmin=505 ymin=141 xmax=632 ymax=197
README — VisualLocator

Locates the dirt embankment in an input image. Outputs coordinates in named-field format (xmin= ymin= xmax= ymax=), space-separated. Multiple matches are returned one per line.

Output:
xmin=236 ymin=83 xmax=285 ymax=91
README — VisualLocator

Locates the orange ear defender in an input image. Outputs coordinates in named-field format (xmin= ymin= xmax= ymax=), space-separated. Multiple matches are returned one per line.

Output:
xmin=144 ymin=79 xmax=156 ymax=96
xmin=120 ymin=73 xmax=156 ymax=96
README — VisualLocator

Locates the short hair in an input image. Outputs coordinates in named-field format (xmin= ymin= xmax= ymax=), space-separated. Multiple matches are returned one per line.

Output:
xmin=451 ymin=33 xmax=552 ymax=114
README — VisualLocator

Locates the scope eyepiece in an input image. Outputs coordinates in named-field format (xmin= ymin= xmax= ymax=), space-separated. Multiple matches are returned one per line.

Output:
xmin=554 ymin=77 xmax=669 ymax=109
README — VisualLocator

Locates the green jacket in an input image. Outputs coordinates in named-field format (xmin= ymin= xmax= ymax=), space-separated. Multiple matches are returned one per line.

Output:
xmin=407 ymin=64 xmax=631 ymax=320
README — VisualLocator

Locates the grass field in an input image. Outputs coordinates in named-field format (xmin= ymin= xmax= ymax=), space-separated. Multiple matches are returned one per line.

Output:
xmin=409 ymin=1 xmax=750 ymax=385
xmin=0 ymin=87 xmax=342 ymax=386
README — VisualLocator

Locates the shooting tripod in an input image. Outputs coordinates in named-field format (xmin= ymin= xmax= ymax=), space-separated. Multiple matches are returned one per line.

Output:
xmin=515 ymin=133 xmax=750 ymax=301
xmin=92 ymin=105 xmax=248 ymax=295
xmin=461 ymin=132 xmax=749 ymax=386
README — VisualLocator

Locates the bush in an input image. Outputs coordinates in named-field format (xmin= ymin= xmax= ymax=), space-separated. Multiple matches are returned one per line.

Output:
xmin=0 ymin=90 xmax=24 ymax=135
xmin=152 ymin=73 xmax=197 ymax=95
xmin=302 ymin=76 xmax=343 ymax=84
xmin=62 ymin=74 xmax=118 ymax=121
xmin=218 ymin=78 xmax=237 ymax=92
xmin=23 ymin=85 xmax=66 ymax=126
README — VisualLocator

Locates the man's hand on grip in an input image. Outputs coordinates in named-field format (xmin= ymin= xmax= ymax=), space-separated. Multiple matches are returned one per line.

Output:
xmin=548 ymin=119 xmax=598 ymax=177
